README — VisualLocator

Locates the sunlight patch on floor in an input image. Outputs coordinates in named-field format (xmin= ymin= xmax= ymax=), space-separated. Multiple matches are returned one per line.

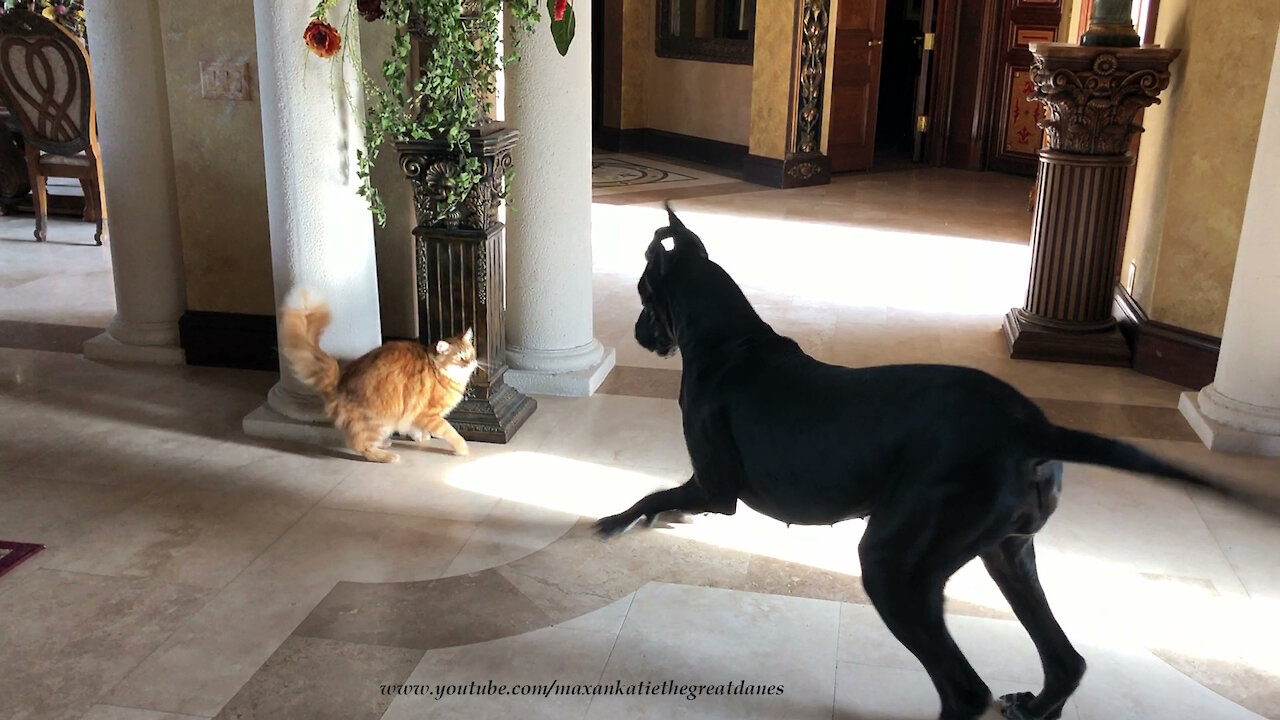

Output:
xmin=592 ymin=203 xmax=1031 ymax=316
xmin=447 ymin=449 xmax=1280 ymax=680
xmin=445 ymin=451 xmax=679 ymax=519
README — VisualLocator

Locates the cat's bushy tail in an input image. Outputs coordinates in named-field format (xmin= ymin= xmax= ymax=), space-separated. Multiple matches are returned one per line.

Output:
xmin=279 ymin=286 xmax=340 ymax=398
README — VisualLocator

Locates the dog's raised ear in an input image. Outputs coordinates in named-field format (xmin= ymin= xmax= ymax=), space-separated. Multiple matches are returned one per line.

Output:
xmin=663 ymin=201 xmax=707 ymax=259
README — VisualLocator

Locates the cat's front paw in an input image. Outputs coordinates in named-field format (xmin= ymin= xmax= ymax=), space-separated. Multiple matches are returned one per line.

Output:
xmin=362 ymin=448 xmax=400 ymax=463
xmin=406 ymin=428 xmax=425 ymax=443
xmin=451 ymin=442 xmax=470 ymax=457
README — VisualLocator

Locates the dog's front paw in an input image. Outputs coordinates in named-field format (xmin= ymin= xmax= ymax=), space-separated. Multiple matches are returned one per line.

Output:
xmin=998 ymin=692 xmax=1058 ymax=720
xmin=594 ymin=512 xmax=641 ymax=539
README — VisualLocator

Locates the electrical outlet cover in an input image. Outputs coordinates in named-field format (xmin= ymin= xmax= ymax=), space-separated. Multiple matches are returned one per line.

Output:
xmin=199 ymin=61 xmax=252 ymax=101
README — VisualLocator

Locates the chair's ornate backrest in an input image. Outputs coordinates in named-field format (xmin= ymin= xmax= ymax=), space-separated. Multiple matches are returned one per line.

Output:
xmin=0 ymin=9 xmax=93 ymax=156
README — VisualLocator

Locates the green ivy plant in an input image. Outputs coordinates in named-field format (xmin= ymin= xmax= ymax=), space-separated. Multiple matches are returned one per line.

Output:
xmin=308 ymin=0 xmax=575 ymax=226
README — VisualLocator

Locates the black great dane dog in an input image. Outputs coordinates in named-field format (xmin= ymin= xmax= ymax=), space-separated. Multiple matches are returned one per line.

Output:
xmin=595 ymin=204 xmax=1240 ymax=720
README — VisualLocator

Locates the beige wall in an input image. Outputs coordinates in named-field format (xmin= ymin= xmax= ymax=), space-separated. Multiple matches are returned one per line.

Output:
xmin=619 ymin=0 xmax=753 ymax=146
xmin=620 ymin=0 xmax=647 ymax=127
xmin=1123 ymin=0 xmax=1280 ymax=336
xmin=1123 ymin=0 xmax=1191 ymax=315
xmin=1065 ymin=0 xmax=1085 ymax=42
xmin=647 ymin=56 xmax=753 ymax=145
xmin=155 ymin=7 xmax=419 ymax=336
xmin=1066 ymin=0 xmax=1082 ymax=43
xmin=157 ymin=0 xmax=274 ymax=316
xmin=748 ymin=0 xmax=798 ymax=158
xmin=819 ymin=0 xmax=838 ymax=156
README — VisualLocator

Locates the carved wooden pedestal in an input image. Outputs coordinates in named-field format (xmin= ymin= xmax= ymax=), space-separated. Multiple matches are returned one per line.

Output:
xmin=1004 ymin=43 xmax=1180 ymax=365
xmin=400 ymin=129 xmax=536 ymax=443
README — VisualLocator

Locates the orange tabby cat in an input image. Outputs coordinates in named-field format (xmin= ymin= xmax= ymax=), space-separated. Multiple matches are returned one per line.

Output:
xmin=278 ymin=287 xmax=479 ymax=462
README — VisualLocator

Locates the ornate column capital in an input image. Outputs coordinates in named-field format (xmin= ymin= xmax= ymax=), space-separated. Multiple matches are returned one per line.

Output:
xmin=397 ymin=129 xmax=518 ymax=232
xmin=1028 ymin=43 xmax=1181 ymax=155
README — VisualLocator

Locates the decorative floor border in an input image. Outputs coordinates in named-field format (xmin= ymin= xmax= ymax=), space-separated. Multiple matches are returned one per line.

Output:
xmin=592 ymin=157 xmax=696 ymax=188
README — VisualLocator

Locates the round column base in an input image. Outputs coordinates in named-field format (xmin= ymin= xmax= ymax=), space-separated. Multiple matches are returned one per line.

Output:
xmin=267 ymin=379 xmax=328 ymax=423
xmin=505 ymin=340 xmax=617 ymax=397
xmin=1180 ymin=388 xmax=1280 ymax=457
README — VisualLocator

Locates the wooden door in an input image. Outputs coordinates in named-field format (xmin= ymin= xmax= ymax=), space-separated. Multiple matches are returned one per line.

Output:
xmin=985 ymin=0 xmax=1063 ymax=176
xmin=828 ymin=0 xmax=887 ymax=172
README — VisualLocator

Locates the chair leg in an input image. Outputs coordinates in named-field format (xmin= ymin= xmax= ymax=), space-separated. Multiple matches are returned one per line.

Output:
xmin=86 ymin=174 xmax=106 ymax=245
xmin=31 ymin=171 xmax=48 ymax=243
xmin=79 ymin=178 xmax=98 ymax=222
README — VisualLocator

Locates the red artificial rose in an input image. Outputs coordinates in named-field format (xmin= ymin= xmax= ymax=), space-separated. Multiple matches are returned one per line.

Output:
xmin=356 ymin=0 xmax=384 ymax=22
xmin=554 ymin=0 xmax=567 ymax=21
xmin=303 ymin=19 xmax=342 ymax=59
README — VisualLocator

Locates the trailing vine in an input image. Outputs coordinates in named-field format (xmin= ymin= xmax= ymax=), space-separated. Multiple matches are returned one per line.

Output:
xmin=308 ymin=0 xmax=575 ymax=227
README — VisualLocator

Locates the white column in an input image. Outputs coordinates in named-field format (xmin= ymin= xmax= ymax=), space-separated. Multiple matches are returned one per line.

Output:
xmin=1179 ymin=30 xmax=1280 ymax=456
xmin=82 ymin=0 xmax=186 ymax=364
xmin=502 ymin=3 xmax=615 ymax=396
xmin=243 ymin=0 xmax=382 ymax=442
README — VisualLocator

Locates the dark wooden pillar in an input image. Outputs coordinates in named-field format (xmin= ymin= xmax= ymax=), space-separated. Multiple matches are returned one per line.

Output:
xmin=1004 ymin=43 xmax=1180 ymax=365
xmin=399 ymin=129 xmax=537 ymax=443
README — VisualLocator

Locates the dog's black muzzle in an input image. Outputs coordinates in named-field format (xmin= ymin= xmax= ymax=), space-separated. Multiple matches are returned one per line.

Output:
xmin=635 ymin=306 xmax=677 ymax=358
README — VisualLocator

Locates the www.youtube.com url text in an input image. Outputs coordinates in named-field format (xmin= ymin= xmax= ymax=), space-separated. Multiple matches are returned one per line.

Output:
xmin=381 ymin=679 xmax=786 ymax=702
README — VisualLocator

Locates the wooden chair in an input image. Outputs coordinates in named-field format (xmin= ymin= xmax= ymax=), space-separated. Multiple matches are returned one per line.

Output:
xmin=0 ymin=9 xmax=105 ymax=244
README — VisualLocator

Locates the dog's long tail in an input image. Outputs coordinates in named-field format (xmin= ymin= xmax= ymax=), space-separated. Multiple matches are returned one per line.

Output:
xmin=278 ymin=286 xmax=340 ymax=400
xmin=1034 ymin=424 xmax=1278 ymax=513
xmin=1039 ymin=425 xmax=1207 ymax=485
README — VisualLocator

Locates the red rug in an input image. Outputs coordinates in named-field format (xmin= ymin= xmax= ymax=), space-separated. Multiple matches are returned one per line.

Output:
xmin=0 ymin=541 xmax=44 ymax=579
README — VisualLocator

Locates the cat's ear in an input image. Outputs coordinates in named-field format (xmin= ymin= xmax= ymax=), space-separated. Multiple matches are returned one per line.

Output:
xmin=436 ymin=339 xmax=449 ymax=354
xmin=463 ymin=328 xmax=474 ymax=344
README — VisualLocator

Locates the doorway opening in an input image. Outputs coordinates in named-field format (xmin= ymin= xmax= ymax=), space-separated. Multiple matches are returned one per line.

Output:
xmin=872 ymin=1 xmax=929 ymax=171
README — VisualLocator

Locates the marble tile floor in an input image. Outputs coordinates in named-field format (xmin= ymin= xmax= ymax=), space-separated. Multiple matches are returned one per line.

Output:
xmin=2 ymin=166 xmax=1280 ymax=719
xmin=0 ymin=212 xmax=114 ymax=329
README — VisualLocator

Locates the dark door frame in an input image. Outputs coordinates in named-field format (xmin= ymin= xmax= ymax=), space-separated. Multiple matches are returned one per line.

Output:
xmin=912 ymin=0 xmax=939 ymax=162
xmin=925 ymin=0 xmax=1001 ymax=169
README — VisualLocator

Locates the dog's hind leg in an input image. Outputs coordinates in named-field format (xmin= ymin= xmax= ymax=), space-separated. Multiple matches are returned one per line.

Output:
xmin=858 ymin=480 xmax=1017 ymax=720
xmin=594 ymin=474 xmax=731 ymax=538
xmin=980 ymin=535 xmax=1085 ymax=720
xmin=860 ymin=554 xmax=995 ymax=719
